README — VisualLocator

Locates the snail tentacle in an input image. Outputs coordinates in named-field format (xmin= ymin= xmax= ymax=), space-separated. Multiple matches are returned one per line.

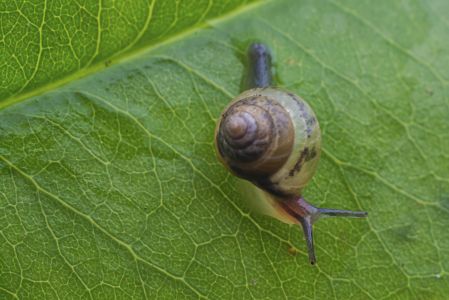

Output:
xmin=280 ymin=197 xmax=367 ymax=264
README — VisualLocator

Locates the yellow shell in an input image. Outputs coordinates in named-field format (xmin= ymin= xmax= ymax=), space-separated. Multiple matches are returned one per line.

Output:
xmin=215 ymin=87 xmax=321 ymax=198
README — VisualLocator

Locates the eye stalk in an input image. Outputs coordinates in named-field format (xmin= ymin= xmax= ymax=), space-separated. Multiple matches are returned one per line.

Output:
xmin=280 ymin=197 xmax=367 ymax=265
xmin=215 ymin=42 xmax=368 ymax=264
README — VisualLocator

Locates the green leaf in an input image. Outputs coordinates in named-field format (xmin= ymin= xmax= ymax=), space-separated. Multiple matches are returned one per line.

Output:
xmin=1 ymin=0 xmax=449 ymax=298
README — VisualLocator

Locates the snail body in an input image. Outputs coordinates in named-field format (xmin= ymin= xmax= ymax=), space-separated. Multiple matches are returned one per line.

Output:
xmin=214 ymin=43 xmax=367 ymax=264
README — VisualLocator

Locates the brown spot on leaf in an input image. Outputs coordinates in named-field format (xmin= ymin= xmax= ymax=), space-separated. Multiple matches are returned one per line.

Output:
xmin=288 ymin=246 xmax=299 ymax=256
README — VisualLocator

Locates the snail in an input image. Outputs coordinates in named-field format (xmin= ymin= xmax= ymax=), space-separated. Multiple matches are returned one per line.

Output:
xmin=214 ymin=43 xmax=367 ymax=264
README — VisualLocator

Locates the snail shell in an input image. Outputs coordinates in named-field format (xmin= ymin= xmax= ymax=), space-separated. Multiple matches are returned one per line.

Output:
xmin=215 ymin=87 xmax=321 ymax=198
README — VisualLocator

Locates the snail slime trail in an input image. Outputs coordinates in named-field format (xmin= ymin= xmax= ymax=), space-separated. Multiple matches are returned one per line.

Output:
xmin=214 ymin=42 xmax=367 ymax=265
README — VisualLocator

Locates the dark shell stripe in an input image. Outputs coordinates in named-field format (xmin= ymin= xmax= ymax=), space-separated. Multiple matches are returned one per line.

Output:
xmin=289 ymin=147 xmax=309 ymax=177
xmin=284 ymin=93 xmax=319 ymax=179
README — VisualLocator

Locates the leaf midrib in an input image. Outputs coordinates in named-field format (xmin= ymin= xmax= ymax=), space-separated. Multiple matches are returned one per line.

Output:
xmin=0 ymin=0 xmax=268 ymax=111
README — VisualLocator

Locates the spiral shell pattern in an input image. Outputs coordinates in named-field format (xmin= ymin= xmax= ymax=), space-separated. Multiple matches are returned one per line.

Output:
xmin=215 ymin=87 xmax=321 ymax=197
xmin=216 ymin=92 xmax=294 ymax=178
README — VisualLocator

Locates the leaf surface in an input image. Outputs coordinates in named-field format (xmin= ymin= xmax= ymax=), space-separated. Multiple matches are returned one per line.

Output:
xmin=1 ymin=0 xmax=449 ymax=299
